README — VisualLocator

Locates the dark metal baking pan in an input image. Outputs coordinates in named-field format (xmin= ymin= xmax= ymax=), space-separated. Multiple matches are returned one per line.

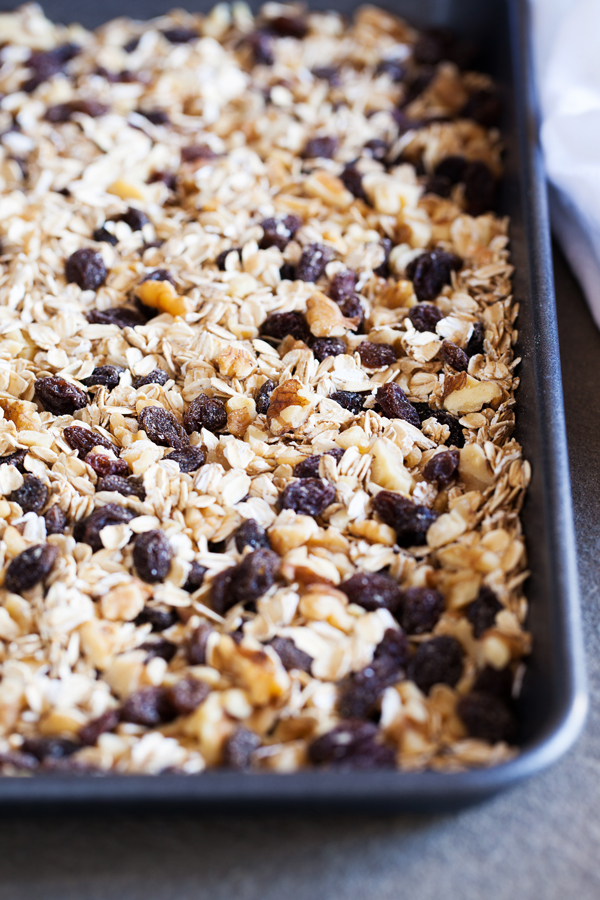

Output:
xmin=0 ymin=0 xmax=587 ymax=811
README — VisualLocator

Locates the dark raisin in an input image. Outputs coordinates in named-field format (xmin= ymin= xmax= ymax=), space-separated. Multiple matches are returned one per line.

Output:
xmin=279 ymin=263 xmax=296 ymax=281
xmin=338 ymin=654 xmax=402 ymax=719
xmin=210 ymin=548 xmax=280 ymax=615
xmin=439 ymin=340 xmax=469 ymax=372
xmin=216 ymin=247 xmax=242 ymax=270
xmin=279 ymin=478 xmax=335 ymax=517
xmin=181 ymin=144 xmax=217 ymax=163
xmin=124 ymin=36 xmax=140 ymax=53
xmin=44 ymin=103 xmax=75 ymax=123
xmin=466 ymin=586 xmax=503 ymax=638
xmin=473 ymin=665 xmax=514 ymax=700
xmin=308 ymin=721 xmax=395 ymax=769
xmin=329 ymin=270 xmax=357 ymax=304
xmin=374 ymin=628 xmax=410 ymax=668
xmin=330 ymin=390 xmax=367 ymax=415
xmin=35 ymin=376 xmax=87 ymax=416
xmin=86 ymin=452 xmax=128 ymax=479
xmin=363 ymin=138 xmax=389 ymax=162
xmin=259 ymin=311 xmax=309 ymax=343
xmin=164 ymin=446 xmax=205 ymax=473
xmin=186 ymin=622 xmax=212 ymax=663
xmin=63 ymin=425 xmax=117 ymax=458
xmin=399 ymin=586 xmax=445 ymax=635
xmin=407 ymin=635 xmax=464 ymax=694
xmin=136 ymin=108 xmax=170 ymax=125
xmin=79 ymin=709 xmax=121 ymax=746
xmin=357 ymin=342 xmax=397 ymax=368
xmin=466 ymin=321 xmax=485 ymax=358
xmin=117 ymin=207 xmax=149 ymax=231
xmin=375 ymin=383 xmax=420 ymax=428
xmin=235 ymin=519 xmax=270 ymax=552
xmin=140 ymin=638 xmax=177 ymax=662
xmin=0 ymin=449 xmax=27 ymax=472
xmin=44 ymin=504 xmax=67 ymax=535
xmin=132 ymin=368 xmax=170 ymax=389
xmin=45 ymin=99 xmax=107 ymax=122
xmin=166 ymin=676 xmax=209 ymax=716
xmin=86 ymin=306 xmax=146 ymax=328
xmin=183 ymin=561 xmax=207 ymax=594
xmin=255 ymin=380 xmax=275 ymax=415
xmin=208 ymin=539 xmax=226 ymax=554
xmin=414 ymin=406 xmax=465 ymax=448
xmin=462 ymin=88 xmax=502 ymax=128
xmin=96 ymin=475 xmax=145 ymax=500
xmin=78 ymin=504 xmax=134 ymax=553
xmin=259 ymin=214 xmax=302 ymax=251
xmin=463 ymin=161 xmax=496 ymax=216
xmin=8 ymin=475 xmax=48 ymax=514
xmin=4 ymin=543 xmax=58 ymax=593
xmin=162 ymin=27 xmax=198 ymax=43
xmin=340 ymin=164 xmax=367 ymax=201
xmin=65 ymin=248 xmax=107 ymax=291
xmin=139 ymin=406 xmax=189 ymax=449
xmin=296 ymin=244 xmax=334 ymax=283
xmin=248 ymin=30 xmax=274 ymax=65
xmin=422 ymin=449 xmax=460 ymax=488
xmin=23 ymin=43 xmax=80 ymax=92
xmin=267 ymin=15 xmax=308 ymax=38
xmin=21 ymin=737 xmax=79 ymax=761
xmin=376 ymin=58 xmax=406 ymax=81
xmin=457 ymin=692 xmax=516 ymax=743
xmin=95 ymin=66 xmax=137 ymax=83
xmin=408 ymin=304 xmax=444 ymax=333
xmin=223 ymin=728 xmax=261 ymax=770
xmin=405 ymin=249 xmax=462 ymax=302
xmin=80 ymin=365 xmax=125 ymax=390
xmin=426 ymin=174 xmax=453 ymax=198
xmin=133 ymin=530 xmax=172 ymax=583
xmin=269 ymin=637 xmax=312 ymax=673
xmin=372 ymin=490 xmax=438 ymax=547
xmin=312 ymin=65 xmax=341 ymax=85
xmin=183 ymin=394 xmax=227 ymax=434
xmin=434 ymin=155 xmax=467 ymax=184
xmin=120 ymin=687 xmax=172 ymax=726
xmin=301 ymin=136 xmax=338 ymax=159
xmin=374 ymin=237 xmax=393 ymax=278
xmin=134 ymin=606 xmax=178 ymax=632
xmin=340 ymin=295 xmax=365 ymax=327
xmin=292 ymin=448 xmax=343 ymax=479
xmin=311 ymin=337 xmax=346 ymax=362
xmin=148 ymin=170 xmax=177 ymax=190
xmin=338 ymin=571 xmax=402 ymax=613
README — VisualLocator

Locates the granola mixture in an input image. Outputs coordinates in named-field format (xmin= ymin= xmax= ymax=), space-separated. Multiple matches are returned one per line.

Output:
xmin=0 ymin=3 xmax=531 ymax=775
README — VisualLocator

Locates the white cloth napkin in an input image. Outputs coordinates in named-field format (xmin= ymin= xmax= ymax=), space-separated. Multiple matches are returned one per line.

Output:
xmin=531 ymin=0 xmax=600 ymax=328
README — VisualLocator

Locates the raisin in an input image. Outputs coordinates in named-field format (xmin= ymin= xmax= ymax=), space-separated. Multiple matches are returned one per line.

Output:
xmin=181 ymin=144 xmax=217 ymax=162
xmin=376 ymin=58 xmax=406 ymax=81
xmin=267 ymin=15 xmax=308 ymax=38
xmin=374 ymin=238 xmax=393 ymax=278
xmin=312 ymin=65 xmax=341 ymax=85
xmin=279 ymin=263 xmax=296 ymax=281
xmin=293 ymin=448 xmax=343 ymax=479
xmin=338 ymin=654 xmax=402 ymax=719
xmin=330 ymin=390 xmax=367 ymax=415
xmin=426 ymin=174 xmax=453 ymax=198
xmin=462 ymin=88 xmax=502 ymax=128
xmin=338 ymin=571 xmax=402 ymax=614
xmin=22 ymin=737 xmax=79 ymax=761
xmin=148 ymin=170 xmax=177 ymax=190
xmin=124 ymin=36 xmax=140 ymax=53
xmin=473 ymin=665 xmax=514 ymax=700
xmin=357 ymin=341 xmax=397 ymax=368
xmin=329 ymin=270 xmax=357 ymax=304
xmin=308 ymin=721 xmax=395 ymax=769
xmin=87 ymin=304 xmax=145 ymax=329
xmin=216 ymin=247 xmax=242 ymax=270
xmin=186 ymin=622 xmax=212 ymax=663
xmin=311 ymin=337 xmax=346 ymax=362
xmin=463 ymin=161 xmax=496 ymax=216
xmin=234 ymin=519 xmax=270 ymax=552
xmin=259 ymin=311 xmax=309 ymax=342
xmin=45 ymin=99 xmax=107 ymax=122
xmin=466 ymin=586 xmax=503 ymax=638
xmin=162 ymin=27 xmax=198 ymax=43
xmin=407 ymin=635 xmax=464 ymax=694
xmin=164 ymin=446 xmax=205 ymax=473
xmin=374 ymin=628 xmax=410 ymax=668
xmin=296 ymin=244 xmax=334 ymax=283
xmin=279 ymin=478 xmax=335 ymax=517
xmin=134 ymin=606 xmax=178 ymax=632
xmin=466 ymin=321 xmax=485 ymax=357
xmin=136 ymin=108 xmax=170 ymax=125
xmin=434 ymin=155 xmax=467 ymax=184
xmin=79 ymin=709 xmax=121 ymax=746
xmin=457 ymin=692 xmax=516 ymax=743
xmin=44 ymin=504 xmax=67 ymax=535
xmin=139 ymin=406 xmax=189 ymax=449
xmin=183 ymin=394 xmax=227 ymax=434
xmin=140 ymin=638 xmax=177 ymax=663
xmin=132 ymin=368 xmax=170 ymax=389
xmin=4 ymin=543 xmax=58 ymax=594
xmin=120 ymin=687 xmax=172 ymax=726
xmin=64 ymin=425 xmax=117 ymax=458
xmin=133 ymin=530 xmax=172 ymax=584
xmin=117 ymin=207 xmax=149 ymax=231
xmin=78 ymin=504 xmax=134 ymax=552
xmin=364 ymin=139 xmax=390 ymax=163
xmin=254 ymin=380 xmax=274 ymax=415
xmin=35 ymin=376 xmax=87 ymax=416
xmin=301 ymin=136 xmax=338 ymax=159
xmin=23 ymin=43 xmax=80 ymax=92
xmin=65 ymin=248 xmax=108 ymax=291
xmin=372 ymin=490 xmax=438 ymax=547
xmin=375 ymin=383 xmax=420 ymax=428
xmin=340 ymin=164 xmax=367 ymax=201
xmin=405 ymin=250 xmax=462 ymax=302
xmin=248 ymin=31 xmax=274 ymax=65
xmin=223 ymin=728 xmax=261 ymax=770
xmin=259 ymin=214 xmax=302 ymax=251
xmin=8 ymin=475 xmax=48 ymax=514
xmin=408 ymin=304 xmax=444 ymax=333
xmin=0 ymin=449 xmax=27 ymax=472
xmin=413 ymin=405 xmax=465 ymax=448
xmin=210 ymin=548 xmax=280 ymax=615
xmin=80 ymin=365 xmax=125 ymax=390
xmin=439 ymin=340 xmax=469 ymax=372
xmin=269 ymin=636 xmax=312 ymax=672
xmin=166 ymin=676 xmax=209 ymax=716
xmin=96 ymin=475 xmax=145 ymax=500
xmin=96 ymin=66 xmax=137 ymax=83
xmin=399 ymin=586 xmax=444 ymax=635
xmin=422 ymin=449 xmax=459 ymax=488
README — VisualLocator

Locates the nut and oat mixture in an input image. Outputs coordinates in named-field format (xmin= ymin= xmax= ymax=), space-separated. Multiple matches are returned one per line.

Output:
xmin=0 ymin=3 xmax=531 ymax=775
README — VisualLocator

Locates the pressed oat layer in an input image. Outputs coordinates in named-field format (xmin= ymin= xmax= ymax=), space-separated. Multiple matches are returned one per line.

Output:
xmin=0 ymin=3 xmax=530 ymax=775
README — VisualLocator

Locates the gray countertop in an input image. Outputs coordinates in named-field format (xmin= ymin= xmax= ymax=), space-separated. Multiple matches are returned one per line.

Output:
xmin=1 ymin=247 xmax=598 ymax=900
